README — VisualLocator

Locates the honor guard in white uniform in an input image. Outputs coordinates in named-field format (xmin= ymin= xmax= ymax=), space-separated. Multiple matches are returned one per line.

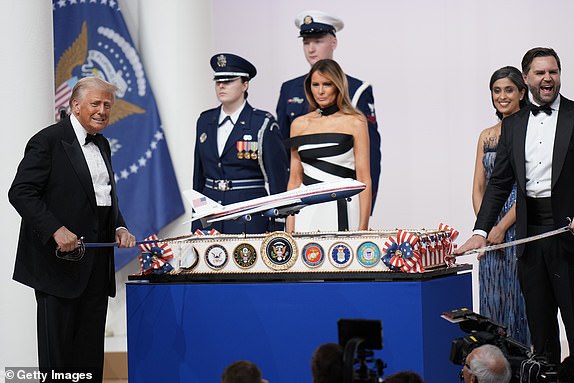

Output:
xmin=193 ymin=53 xmax=289 ymax=234
xmin=276 ymin=10 xmax=381 ymax=210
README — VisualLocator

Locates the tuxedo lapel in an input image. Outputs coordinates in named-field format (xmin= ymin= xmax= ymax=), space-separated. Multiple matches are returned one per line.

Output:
xmin=62 ymin=136 xmax=98 ymax=212
xmin=513 ymin=111 xmax=529 ymax=194
xmin=552 ymin=97 xmax=574 ymax=188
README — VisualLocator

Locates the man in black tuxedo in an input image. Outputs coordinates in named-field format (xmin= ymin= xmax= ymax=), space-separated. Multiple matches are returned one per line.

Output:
xmin=9 ymin=77 xmax=136 ymax=380
xmin=456 ymin=47 xmax=574 ymax=364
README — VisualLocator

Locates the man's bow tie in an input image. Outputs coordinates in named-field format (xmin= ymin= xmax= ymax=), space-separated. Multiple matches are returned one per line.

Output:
xmin=84 ymin=133 xmax=103 ymax=146
xmin=531 ymin=104 xmax=553 ymax=116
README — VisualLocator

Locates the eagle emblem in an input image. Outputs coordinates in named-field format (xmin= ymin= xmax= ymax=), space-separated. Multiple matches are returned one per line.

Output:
xmin=54 ymin=21 xmax=145 ymax=125
xmin=217 ymin=54 xmax=227 ymax=68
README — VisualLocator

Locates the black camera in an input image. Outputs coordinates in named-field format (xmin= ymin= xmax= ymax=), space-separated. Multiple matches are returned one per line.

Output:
xmin=338 ymin=319 xmax=386 ymax=383
xmin=444 ymin=309 xmax=558 ymax=382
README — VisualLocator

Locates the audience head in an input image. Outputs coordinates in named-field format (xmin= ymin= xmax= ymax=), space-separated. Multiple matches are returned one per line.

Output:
xmin=221 ymin=360 xmax=265 ymax=383
xmin=295 ymin=10 xmax=343 ymax=66
xmin=489 ymin=66 xmax=527 ymax=119
xmin=521 ymin=47 xmax=561 ymax=106
xmin=384 ymin=370 xmax=424 ymax=383
xmin=304 ymin=59 xmax=357 ymax=115
xmin=462 ymin=344 xmax=511 ymax=383
xmin=311 ymin=343 xmax=344 ymax=383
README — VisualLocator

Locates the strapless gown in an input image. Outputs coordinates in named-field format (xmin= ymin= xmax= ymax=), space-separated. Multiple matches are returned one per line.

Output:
xmin=290 ymin=133 xmax=360 ymax=232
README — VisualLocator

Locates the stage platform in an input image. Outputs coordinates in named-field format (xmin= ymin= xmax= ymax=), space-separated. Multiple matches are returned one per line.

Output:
xmin=126 ymin=265 xmax=472 ymax=382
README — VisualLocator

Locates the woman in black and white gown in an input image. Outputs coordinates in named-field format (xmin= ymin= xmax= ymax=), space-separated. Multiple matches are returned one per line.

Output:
xmin=286 ymin=59 xmax=372 ymax=232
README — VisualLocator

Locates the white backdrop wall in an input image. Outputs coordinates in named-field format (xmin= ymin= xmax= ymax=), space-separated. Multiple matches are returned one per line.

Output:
xmin=2 ymin=0 xmax=574 ymax=368
xmin=0 ymin=0 xmax=54 ymax=371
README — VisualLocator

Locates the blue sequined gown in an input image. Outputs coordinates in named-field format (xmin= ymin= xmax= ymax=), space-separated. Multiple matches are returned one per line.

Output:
xmin=480 ymin=136 xmax=531 ymax=345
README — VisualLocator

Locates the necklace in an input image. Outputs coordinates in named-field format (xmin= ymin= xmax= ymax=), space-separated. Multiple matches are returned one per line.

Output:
xmin=316 ymin=104 xmax=339 ymax=116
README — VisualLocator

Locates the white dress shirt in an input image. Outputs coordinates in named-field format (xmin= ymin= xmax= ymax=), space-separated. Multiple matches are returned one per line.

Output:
xmin=474 ymin=95 xmax=560 ymax=238
xmin=70 ymin=114 xmax=112 ymax=206
xmin=217 ymin=101 xmax=246 ymax=156
xmin=525 ymin=95 xmax=560 ymax=197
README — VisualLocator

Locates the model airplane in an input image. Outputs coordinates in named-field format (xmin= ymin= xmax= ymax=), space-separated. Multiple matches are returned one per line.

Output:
xmin=183 ymin=178 xmax=366 ymax=227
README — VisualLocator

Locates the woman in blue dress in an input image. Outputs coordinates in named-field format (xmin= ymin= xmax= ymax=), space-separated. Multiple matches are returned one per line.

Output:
xmin=472 ymin=66 xmax=530 ymax=345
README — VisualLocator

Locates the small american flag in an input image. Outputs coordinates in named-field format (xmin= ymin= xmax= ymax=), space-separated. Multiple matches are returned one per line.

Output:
xmin=192 ymin=196 xmax=207 ymax=208
xmin=54 ymin=77 xmax=77 ymax=121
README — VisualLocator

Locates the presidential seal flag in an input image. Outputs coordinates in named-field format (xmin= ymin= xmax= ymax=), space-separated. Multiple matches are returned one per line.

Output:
xmin=53 ymin=0 xmax=185 ymax=269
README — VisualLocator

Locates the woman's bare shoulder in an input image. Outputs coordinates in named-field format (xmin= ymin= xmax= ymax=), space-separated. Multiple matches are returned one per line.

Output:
xmin=479 ymin=122 xmax=501 ymax=140
xmin=345 ymin=113 xmax=368 ymax=132
xmin=291 ymin=112 xmax=317 ymax=136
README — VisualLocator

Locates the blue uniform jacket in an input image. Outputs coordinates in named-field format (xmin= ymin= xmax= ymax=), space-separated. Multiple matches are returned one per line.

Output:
xmin=193 ymin=102 xmax=289 ymax=234
xmin=276 ymin=74 xmax=381 ymax=208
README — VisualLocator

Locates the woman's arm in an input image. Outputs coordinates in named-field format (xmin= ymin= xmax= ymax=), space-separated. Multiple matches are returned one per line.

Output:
xmin=352 ymin=116 xmax=372 ymax=230
xmin=286 ymin=121 xmax=305 ymax=232
xmin=487 ymin=203 xmax=516 ymax=245
xmin=472 ymin=129 xmax=487 ymax=216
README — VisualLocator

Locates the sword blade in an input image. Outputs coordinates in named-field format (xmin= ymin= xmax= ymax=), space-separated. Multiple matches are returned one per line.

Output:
xmin=80 ymin=233 xmax=198 ymax=248
xmin=461 ymin=225 xmax=572 ymax=256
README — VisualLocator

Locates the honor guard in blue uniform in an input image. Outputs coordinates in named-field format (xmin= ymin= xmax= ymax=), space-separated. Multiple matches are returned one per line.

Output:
xmin=193 ymin=53 xmax=289 ymax=234
xmin=276 ymin=10 xmax=381 ymax=210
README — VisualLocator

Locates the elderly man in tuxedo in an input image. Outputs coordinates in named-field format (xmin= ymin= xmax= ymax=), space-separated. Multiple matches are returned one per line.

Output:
xmin=456 ymin=47 xmax=574 ymax=364
xmin=9 ymin=76 xmax=136 ymax=380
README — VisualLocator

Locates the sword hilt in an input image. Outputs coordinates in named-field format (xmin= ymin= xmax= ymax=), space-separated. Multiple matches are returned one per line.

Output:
xmin=55 ymin=236 xmax=87 ymax=261
xmin=55 ymin=236 xmax=172 ymax=261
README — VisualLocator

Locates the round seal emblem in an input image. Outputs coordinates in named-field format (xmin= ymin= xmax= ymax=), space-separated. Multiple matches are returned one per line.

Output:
xmin=205 ymin=244 xmax=228 ymax=270
xmin=233 ymin=243 xmax=257 ymax=269
xmin=301 ymin=242 xmax=325 ymax=268
xmin=179 ymin=245 xmax=200 ymax=270
xmin=329 ymin=242 xmax=353 ymax=268
xmin=357 ymin=241 xmax=381 ymax=268
xmin=261 ymin=232 xmax=298 ymax=271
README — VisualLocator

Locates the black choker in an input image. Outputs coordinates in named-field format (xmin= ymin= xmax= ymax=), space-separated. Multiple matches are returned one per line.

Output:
xmin=316 ymin=104 xmax=339 ymax=116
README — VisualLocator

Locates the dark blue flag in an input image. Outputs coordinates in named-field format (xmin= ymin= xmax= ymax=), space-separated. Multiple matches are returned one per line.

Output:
xmin=53 ymin=0 xmax=185 ymax=270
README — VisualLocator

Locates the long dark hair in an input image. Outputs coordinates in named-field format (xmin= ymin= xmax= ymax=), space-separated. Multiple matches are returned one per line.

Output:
xmin=489 ymin=66 xmax=528 ymax=120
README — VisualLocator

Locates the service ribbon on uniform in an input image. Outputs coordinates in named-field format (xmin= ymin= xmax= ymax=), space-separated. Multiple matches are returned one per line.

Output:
xmin=236 ymin=141 xmax=245 ymax=159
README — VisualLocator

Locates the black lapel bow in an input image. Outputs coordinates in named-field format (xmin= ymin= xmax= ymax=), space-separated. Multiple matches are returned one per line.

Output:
xmin=85 ymin=133 xmax=104 ymax=146
xmin=530 ymin=104 xmax=553 ymax=116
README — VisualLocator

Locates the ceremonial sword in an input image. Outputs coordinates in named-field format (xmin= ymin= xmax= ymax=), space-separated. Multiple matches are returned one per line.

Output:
xmin=456 ymin=218 xmax=574 ymax=258
xmin=56 ymin=233 xmax=198 ymax=261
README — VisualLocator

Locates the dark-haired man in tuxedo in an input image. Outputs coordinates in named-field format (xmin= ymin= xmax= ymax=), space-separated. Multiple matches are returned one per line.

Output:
xmin=456 ymin=47 xmax=574 ymax=364
xmin=9 ymin=76 xmax=136 ymax=381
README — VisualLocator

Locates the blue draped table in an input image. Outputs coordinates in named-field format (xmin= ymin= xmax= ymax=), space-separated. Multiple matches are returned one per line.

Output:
xmin=126 ymin=266 xmax=472 ymax=383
